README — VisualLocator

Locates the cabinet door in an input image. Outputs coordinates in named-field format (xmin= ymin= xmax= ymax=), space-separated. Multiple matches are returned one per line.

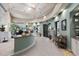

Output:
xmin=72 ymin=39 xmax=77 ymax=55
xmin=77 ymin=40 xmax=79 ymax=56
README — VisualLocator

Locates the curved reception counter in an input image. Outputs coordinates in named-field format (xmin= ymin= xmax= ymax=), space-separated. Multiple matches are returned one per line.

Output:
xmin=13 ymin=33 xmax=35 ymax=55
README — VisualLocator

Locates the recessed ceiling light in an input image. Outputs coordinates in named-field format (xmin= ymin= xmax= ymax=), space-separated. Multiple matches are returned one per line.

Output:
xmin=27 ymin=7 xmax=32 ymax=11
xmin=31 ymin=5 xmax=36 ymax=8
xmin=61 ymin=9 xmax=64 ymax=11
xmin=43 ymin=16 xmax=46 ymax=19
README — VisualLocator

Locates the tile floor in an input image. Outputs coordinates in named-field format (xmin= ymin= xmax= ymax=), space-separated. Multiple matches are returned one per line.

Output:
xmin=0 ymin=39 xmax=14 ymax=56
xmin=0 ymin=33 xmax=73 ymax=56
xmin=16 ymin=36 xmax=73 ymax=56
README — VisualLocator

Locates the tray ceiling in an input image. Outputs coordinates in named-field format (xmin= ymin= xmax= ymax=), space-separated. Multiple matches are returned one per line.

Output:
xmin=0 ymin=3 xmax=71 ymax=23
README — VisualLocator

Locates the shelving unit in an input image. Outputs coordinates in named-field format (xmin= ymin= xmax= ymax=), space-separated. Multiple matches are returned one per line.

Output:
xmin=71 ymin=16 xmax=79 ymax=56
xmin=74 ymin=18 xmax=79 ymax=36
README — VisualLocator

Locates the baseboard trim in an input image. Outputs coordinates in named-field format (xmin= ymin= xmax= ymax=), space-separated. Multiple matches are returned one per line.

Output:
xmin=10 ymin=39 xmax=36 ymax=56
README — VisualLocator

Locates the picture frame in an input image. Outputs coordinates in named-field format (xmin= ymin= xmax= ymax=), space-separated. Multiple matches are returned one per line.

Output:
xmin=61 ymin=19 xmax=67 ymax=31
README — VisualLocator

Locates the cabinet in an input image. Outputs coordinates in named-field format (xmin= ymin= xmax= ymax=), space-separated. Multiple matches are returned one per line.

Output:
xmin=72 ymin=38 xmax=79 ymax=56
xmin=57 ymin=35 xmax=67 ymax=49
xmin=74 ymin=19 xmax=79 ymax=36
xmin=77 ymin=41 xmax=79 ymax=55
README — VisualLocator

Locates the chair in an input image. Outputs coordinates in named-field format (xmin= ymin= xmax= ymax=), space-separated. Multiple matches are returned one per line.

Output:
xmin=57 ymin=35 xmax=67 ymax=49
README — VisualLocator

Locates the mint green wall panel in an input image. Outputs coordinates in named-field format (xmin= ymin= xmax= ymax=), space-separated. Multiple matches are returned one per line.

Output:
xmin=41 ymin=4 xmax=79 ymax=49
xmin=14 ymin=35 xmax=34 ymax=52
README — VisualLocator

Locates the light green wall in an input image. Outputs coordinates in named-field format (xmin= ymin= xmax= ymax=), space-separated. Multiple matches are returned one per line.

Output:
xmin=40 ymin=4 xmax=79 ymax=49
xmin=40 ymin=18 xmax=54 ymax=36
xmin=53 ymin=4 xmax=78 ymax=49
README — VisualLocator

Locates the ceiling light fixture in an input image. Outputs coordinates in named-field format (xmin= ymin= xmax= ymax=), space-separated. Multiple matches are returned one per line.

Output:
xmin=26 ymin=23 xmax=28 ymax=25
xmin=75 ymin=19 xmax=79 ymax=22
xmin=43 ymin=16 xmax=46 ymax=19
xmin=27 ymin=4 xmax=36 ymax=9
xmin=75 ymin=13 xmax=79 ymax=16
xmin=37 ymin=22 xmax=40 ymax=25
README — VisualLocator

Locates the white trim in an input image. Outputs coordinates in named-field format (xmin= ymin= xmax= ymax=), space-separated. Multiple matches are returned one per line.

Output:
xmin=10 ymin=39 xmax=36 ymax=56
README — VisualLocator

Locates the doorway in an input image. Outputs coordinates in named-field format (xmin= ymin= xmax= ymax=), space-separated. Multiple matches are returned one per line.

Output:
xmin=55 ymin=21 xmax=59 ymax=36
xmin=43 ymin=24 xmax=48 ymax=37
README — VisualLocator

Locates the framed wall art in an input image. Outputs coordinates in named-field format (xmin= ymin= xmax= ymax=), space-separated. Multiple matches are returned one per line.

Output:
xmin=61 ymin=19 xmax=67 ymax=31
